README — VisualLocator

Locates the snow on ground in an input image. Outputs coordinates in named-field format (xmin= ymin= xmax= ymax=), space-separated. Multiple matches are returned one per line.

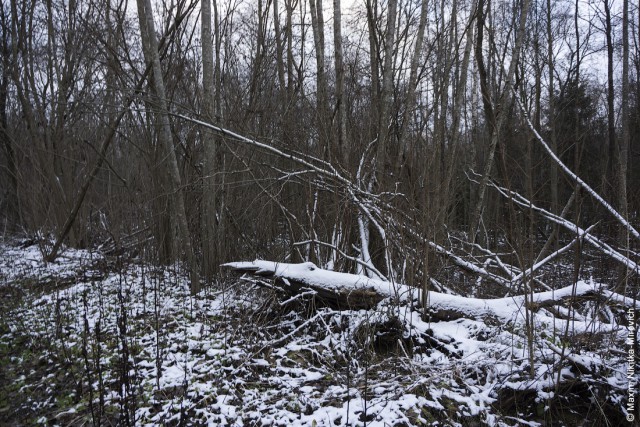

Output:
xmin=0 ymin=242 xmax=635 ymax=426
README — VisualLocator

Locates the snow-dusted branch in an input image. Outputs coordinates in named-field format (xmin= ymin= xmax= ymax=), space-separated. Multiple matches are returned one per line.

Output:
xmin=510 ymin=224 xmax=597 ymax=284
xmin=397 ymin=223 xmax=513 ymax=288
xmin=487 ymin=180 xmax=640 ymax=275
xmin=514 ymin=92 xmax=640 ymax=243
xmin=174 ymin=113 xmax=355 ymax=189
xmin=176 ymin=113 xmax=395 ymax=277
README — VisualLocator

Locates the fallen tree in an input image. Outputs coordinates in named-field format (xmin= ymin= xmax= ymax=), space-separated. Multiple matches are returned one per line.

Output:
xmin=223 ymin=260 xmax=639 ymax=323
xmin=223 ymin=259 xmax=636 ymax=425
xmin=176 ymin=112 xmax=536 ymax=289
xmin=178 ymin=111 xmax=639 ymax=304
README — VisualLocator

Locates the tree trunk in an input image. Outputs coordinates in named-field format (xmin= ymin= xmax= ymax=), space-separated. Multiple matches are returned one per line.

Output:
xmin=223 ymin=260 xmax=638 ymax=318
xmin=0 ymin=4 xmax=18 ymax=227
xmin=273 ymin=0 xmax=287 ymax=98
xmin=201 ymin=0 xmax=219 ymax=280
xmin=619 ymin=0 xmax=630 ymax=287
xmin=333 ymin=0 xmax=347 ymax=164
xmin=395 ymin=0 xmax=429 ymax=171
xmin=135 ymin=0 xmax=200 ymax=293
xmin=285 ymin=0 xmax=295 ymax=99
xmin=546 ymin=0 xmax=558 ymax=229
xmin=469 ymin=0 xmax=531 ymax=245
xmin=365 ymin=0 xmax=380 ymax=145
xmin=374 ymin=0 xmax=397 ymax=185
xmin=603 ymin=0 xmax=616 ymax=199
xmin=309 ymin=0 xmax=330 ymax=156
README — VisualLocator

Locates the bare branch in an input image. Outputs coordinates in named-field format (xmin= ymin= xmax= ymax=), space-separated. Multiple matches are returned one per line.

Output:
xmin=514 ymin=90 xmax=640 ymax=243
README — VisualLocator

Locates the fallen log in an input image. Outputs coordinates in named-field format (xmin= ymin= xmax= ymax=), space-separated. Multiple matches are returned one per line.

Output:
xmin=224 ymin=261 xmax=392 ymax=310
xmin=222 ymin=261 xmax=640 ymax=322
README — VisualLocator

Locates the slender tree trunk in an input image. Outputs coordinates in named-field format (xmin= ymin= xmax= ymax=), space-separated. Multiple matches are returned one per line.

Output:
xmin=246 ymin=0 xmax=268 ymax=127
xmin=573 ymin=0 xmax=581 ymax=190
xmin=375 ymin=0 xmax=397 ymax=185
xmin=469 ymin=0 xmax=493 ymax=243
xmin=0 ymin=4 xmax=18 ymax=227
xmin=201 ymin=0 xmax=218 ymax=280
xmin=309 ymin=0 xmax=329 ymax=156
xmin=619 ymin=0 xmax=630 ymax=287
xmin=604 ymin=0 xmax=616 ymax=197
xmin=136 ymin=0 xmax=200 ymax=293
xmin=620 ymin=0 xmax=629 ymax=218
xmin=546 ymin=0 xmax=559 ymax=246
xmin=213 ymin=0 xmax=225 ymax=269
xmin=443 ymin=0 xmax=476 ymax=217
xmin=395 ymin=0 xmax=429 ymax=171
xmin=365 ymin=0 xmax=380 ymax=145
xmin=434 ymin=0 xmax=457 ymax=233
xmin=333 ymin=0 xmax=347 ymax=164
xmin=469 ymin=0 xmax=531 ymax=245
xmin=274 ymin=0 xmax=287 ymax=97
xmin=285 ymin=0 xmax=295 ymax=99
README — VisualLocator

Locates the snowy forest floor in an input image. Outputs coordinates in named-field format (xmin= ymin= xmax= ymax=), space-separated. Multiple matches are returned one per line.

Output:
xmin=0 ymin=237 xmax=636 ymax=426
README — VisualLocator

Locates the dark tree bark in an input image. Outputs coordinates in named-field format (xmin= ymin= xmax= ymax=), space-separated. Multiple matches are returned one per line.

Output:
xmin=0 ymin=2 xmax=19 ymax=227
xmin=201 ymin=0 xmax=219 ymax=279
xmin=619 ymin=0 xmax=630 ymax=286
xmin=374 ymin=0 xmax=397 ymax=184
xmin=469 ymin=0 xmax=531 ymax=245
xmin=135 ymin=0 xmax=200 ymax=292
xmin=333 ymin=0 xmax=347 ymax=163
xmin=309 ymin=0 xmax=330 ymax=156
xmin=603 ymin=0 xmax=616 ymax=197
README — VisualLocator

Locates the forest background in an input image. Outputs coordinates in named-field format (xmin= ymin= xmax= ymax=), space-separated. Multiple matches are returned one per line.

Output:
xmin=0 ymin=0 xmax=639 ymax=309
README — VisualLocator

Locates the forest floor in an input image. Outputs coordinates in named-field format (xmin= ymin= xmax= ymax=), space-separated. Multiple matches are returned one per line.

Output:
xmin=0 ymin=237 xmax=635 ymax=426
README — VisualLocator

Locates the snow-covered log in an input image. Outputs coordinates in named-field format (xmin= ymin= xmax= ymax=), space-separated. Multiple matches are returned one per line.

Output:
xmin=223 ymin=261 xmax=640 ymax=321
xmin=223 ymin=261 xmax=401 ymax=310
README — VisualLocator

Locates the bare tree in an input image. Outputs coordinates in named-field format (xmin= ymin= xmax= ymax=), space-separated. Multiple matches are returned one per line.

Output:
xmin=603 ymin=0 xmax=616 ymax=197
xmin=365 ymin=0 xmax=381 ymax=144
xmin=135 ymin=0 xmax=200 ymax=292
xmin=274 ymin=0 xmax=287 ymax=98
xmin=201 ymin=0 xmax=219 ymax=279
xmin=309 ymin=0 xmax=330 ymax=155
xmin=619 ymin=0 xmax=630 ymax=287
xmin=0 ymin=1 xmax=18 ymax=227
xmin=333 ymin=0 xmax=347 ymax=163
xmin=469 ymin=0 xmax=531 ymax=245
xmin=395 ymin=0 xmax=429 ymax=169
xmin=546 ymin=0 xmax=559 ymax=233
xmin=374 ymin=0 xmax=397 ymax=185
